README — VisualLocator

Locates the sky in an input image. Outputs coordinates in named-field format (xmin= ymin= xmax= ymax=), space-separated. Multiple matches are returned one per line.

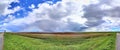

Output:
xmin=0 ymin=0 xmax=120 ymax=32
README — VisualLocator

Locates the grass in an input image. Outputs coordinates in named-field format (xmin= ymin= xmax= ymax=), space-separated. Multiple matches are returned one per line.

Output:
xmin=4 ymin=32 xmax=116 ymax=50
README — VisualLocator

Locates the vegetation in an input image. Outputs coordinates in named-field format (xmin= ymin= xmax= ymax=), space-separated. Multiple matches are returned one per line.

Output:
xmin=4 ymin=32 xmax=116 ymax=50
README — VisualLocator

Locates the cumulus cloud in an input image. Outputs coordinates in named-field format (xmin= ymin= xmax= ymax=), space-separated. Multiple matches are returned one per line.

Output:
xmin=84 ymin=0 xmax=120 ymax=31
xmin=24 ymin=0 xmax=93 ymax=32
xmin=3 ymin=6 xmax=21 ymax=15
xmin=2 ymin=0 xmax=89 ymax=32
xmin=0 ymin=0 xmax=19 ymax=15
xmin=1 ymin=0 xmax=120 ymax=32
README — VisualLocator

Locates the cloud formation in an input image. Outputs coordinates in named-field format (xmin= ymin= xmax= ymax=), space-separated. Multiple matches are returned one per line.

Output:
xmin=0 ymin=0 xmax=19 ymax=14
xmin=84 ymin=0 xmax=120 ymax=31
xmin=1 ymin=0 xmax=120 ymax=32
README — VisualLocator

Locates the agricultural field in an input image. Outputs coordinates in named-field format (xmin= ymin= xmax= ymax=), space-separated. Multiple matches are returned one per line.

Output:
xmin=4 ymin=32 xmax=116 ymax=50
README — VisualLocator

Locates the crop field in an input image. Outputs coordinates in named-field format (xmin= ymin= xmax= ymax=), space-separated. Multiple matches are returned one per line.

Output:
xmin=4 ymin=32 xmax=116 ymax=50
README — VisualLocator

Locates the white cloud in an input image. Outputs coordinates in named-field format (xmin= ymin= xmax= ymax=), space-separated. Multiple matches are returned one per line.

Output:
xmin=102 ymin=17 xmax=120 ymax=26
xmin=61 ymin=15 xmax=87 ymax=24
xmin=111 ymin=0 xmax=120 ymax=7
xmin=23 ymin=0 xmax=91 ymax=31
xmin=2 ymin=0 xmax=91 ymax=32
xmin=3 ymin=6 xmax=21 ymax=15
xmin=29 ymin=4 xmax=35 ymax=9
xmin=100 ymin=4 xmax=113 ymax=10
xmin=2 ymin=0 xmax=120 ymax=32
xmin=0 ymin=0 xmax=14 ymax=4
xmin=67 ymin=0 xmax=99 ymax=6
xmin=4 ymin=15 xmax=15 ymax=22
xmin=0 ymin=0 xmax=19 ymax=15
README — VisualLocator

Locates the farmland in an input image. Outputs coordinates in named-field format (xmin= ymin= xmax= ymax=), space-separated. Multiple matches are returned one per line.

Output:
xmin=4 ymin=32 xmax=116 ymax=50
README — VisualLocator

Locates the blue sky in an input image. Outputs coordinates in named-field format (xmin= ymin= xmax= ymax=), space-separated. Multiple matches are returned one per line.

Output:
xmin=0 ymin=0 xmax=120 ymax=32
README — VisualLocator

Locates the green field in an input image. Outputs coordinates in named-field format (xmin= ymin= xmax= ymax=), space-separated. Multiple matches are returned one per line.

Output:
xmin=4 ymin=32 xmax=116 ymax=50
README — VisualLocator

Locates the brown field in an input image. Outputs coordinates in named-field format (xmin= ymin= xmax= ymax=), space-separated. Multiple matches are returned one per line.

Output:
xmin=10 ymin=32 xmax=113 ymax=39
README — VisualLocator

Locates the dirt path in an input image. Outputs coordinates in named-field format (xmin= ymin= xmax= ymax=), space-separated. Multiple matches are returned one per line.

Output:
xmin=117 ymin=33 xmax=120 ymax=50
xmin=0 ymin=33 xmax=3 ymax=50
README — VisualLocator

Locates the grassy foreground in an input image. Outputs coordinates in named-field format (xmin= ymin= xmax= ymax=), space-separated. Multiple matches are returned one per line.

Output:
xmin=4 ymin=32 xmax=116 ymax=50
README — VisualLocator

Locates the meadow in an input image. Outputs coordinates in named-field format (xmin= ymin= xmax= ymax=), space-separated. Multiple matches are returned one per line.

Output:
xmin=4 ymin=32 xmax=116 ymax=50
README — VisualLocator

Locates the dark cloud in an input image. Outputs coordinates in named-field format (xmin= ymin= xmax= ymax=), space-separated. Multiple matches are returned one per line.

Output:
xmin=64 ymin=21 xmax=88 ymax=31
xmin=0 ymin=4 xmax=7 ymax=14
xmin=105 ymin=7 xmax=120 ymax=17
xmin=83 ymin=4 xmax=106 ymax=27
xmin=33 ymin=20 xmax=63 ymax=32
xmin=81 ymin=0 xmax=120 ymax=31
xmin=82 ymin=0 xmax=120 ymax=27
xmin=32 ymin=19 xmax=87 ymax=32
xmin=99 ymin=0 xmax=112 ymax=4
